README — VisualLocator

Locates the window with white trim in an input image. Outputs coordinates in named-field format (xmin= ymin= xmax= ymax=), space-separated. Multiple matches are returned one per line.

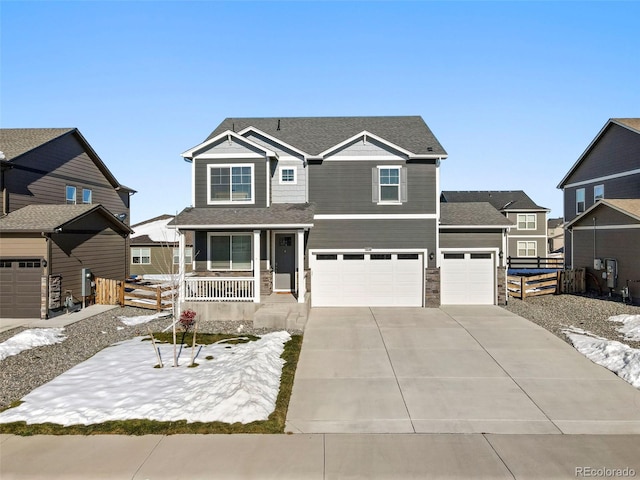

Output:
xmin=173 ymin=247 xmax=193 ymax=265
xmin=517 ymin=241 xmax=537 ymax=257
xmin=594 ymin=184 xmax=604 ymax=202
xmin=208 ymin=234 xmax=252 ymax=270
xmin=208 ymin=164 xmax=254 ymax=204
xmin=576 ymin=188 xmax=585 ymax=214
xmin=517 ymin=213 xmax=536 ymax=230
xmin=82 ymin=188 xmax=92 ymax=204
xmin=131 ymin=248 xmax=151 ymax=265
xmin=66 ymin=185 xmax=76 ymax=204
xmin=379 ymin=167 xmax=400 ymax=202
xmin=279 ymin=167 xmax=296 ymax=184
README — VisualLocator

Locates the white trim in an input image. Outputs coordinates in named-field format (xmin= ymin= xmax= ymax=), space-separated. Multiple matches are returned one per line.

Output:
xmin=377 ymin=165 xmax=401 ymax=204
xmin=572 ymin=224 xmax=640 ymax=230
xmin=324 ymin=155 xmax=407 ymax=161
xmin=279 ymin=166 xmax=297 ymax=184
xmin=175 ymin=224 xmax=313 ymax=230
xmin=196 ymin=153 xmax=265 ymax=160
xmin=593 ymin=184 xmax=604 ymax=202
xmin=439 ymin=225 xmax=512 ymax=229
xmin=439 ymin=247 xmax=500 ymax=253
xmin=575 ymin=187 xmax=586 ymax=215
xmin=436 ymin=159 xmax=440 ymax=267
xmin=311 ymin=248 xmax=428 ymax=254
xmin=516 ymin=240 xmax=537 ymax=257
xmin=181 ymin=130 xmax=277 ymax=159
xmin=131 ymin=247 xmax=151 ymax=265
xmin=191 ymin=158 xmax=196 ymax=207
xmin=253 ymin=230 xmax=260 ymax=303
xmin=507 ymin=234 xmax=548 ymax=238
xmin=314 ymin=214 xmax=437 ymax=220
xmin=297 ymin=229 xmax=305 ymax=303
xmin=516 ymin=213 xmax=537 ymax=231
xmin=318 ymin=130 xmax=414 ymax=159
xmin=266 ymin=159 xmax=271 ymax=208
xmin=563 ymin=168 xmax=640 ymax=189
xmin=206 ymin=163 xmax=255 ymax=205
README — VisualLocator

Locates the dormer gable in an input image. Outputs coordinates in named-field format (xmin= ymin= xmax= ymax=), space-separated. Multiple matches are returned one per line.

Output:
xmin=181 ymin=130 xmax=278 ymax=161
xmin=319 ymin=131 xmax=412 ymax=161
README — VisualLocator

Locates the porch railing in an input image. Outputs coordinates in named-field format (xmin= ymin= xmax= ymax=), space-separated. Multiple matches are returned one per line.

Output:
xmin=183 ymin=277 xmax=255 ymax=302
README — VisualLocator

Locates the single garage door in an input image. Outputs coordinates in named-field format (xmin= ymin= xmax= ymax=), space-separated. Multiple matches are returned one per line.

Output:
xmin=310 ymin=252 xmax=423 ymax=307
xmin=0 ymin=259 xmax=43 ymax=318
xmin=441 ymin=252 xmax=495 ymax=305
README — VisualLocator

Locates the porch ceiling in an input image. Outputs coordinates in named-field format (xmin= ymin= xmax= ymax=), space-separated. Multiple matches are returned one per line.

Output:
xmin=171 ymin=203 xmax=315 ymax=229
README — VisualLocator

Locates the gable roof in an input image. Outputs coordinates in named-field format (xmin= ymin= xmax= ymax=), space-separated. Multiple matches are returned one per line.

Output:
xmin=0 ymin=204 xmax=132 ymax=234
xmin=557 ymin=118 xmax=640 ymax=188
xmin=201 ymin=116 xmax=447 ymax=158
xmin=440 ymin=202 xmax=514 ymax=227
xmin=547 ymin=217 xmax=564 ymax=228
xmin=565 ymin=199 xmax=640 ymax=229
xmin=131 ymin=214 xmax=193 ymax=245
xmin=0 ymin=128 xmax=136 ymax=193
xmin=441 ymin=190 xmax=547 ymax=211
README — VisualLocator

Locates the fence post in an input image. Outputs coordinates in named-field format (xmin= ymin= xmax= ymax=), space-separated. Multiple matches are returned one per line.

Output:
xmin=119 ymin=281 xmax=125 ymax=306
xmin=521 ymin=276 xmax=526 ymax=299
xmin=156 ymin=285 xmax=162 ymax=311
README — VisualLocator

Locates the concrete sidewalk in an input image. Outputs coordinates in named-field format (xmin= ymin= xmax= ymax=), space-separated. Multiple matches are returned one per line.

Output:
xmin=286 ymin=306 xmax=640 ymax=434
xmin=2 ymin=433 xmax=640 ymax=479
xmin=0 ymin=304 xmax=118 ymax=333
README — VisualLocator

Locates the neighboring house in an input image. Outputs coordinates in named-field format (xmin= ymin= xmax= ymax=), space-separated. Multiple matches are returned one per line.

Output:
xmin=0 ymin=128 xmax=134 ymax=318
xmin=130 ymin=214 xmax=193 ymax=279
xmin=171 ymin=116 xmax=510 ymax=321
xmin=440 ymin=191 xmax=550 ymax=265
xmin=558 ymin=118 xmax=640 ymax=300
xmin=547 ymin=217 xmax=564 ymax=254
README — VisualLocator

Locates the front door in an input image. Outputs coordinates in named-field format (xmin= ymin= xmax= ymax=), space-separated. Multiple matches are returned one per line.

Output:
xmin=274 ymin=234 xmax=295 ymax=291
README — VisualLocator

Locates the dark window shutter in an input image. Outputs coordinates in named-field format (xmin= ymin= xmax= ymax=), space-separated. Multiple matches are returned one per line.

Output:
xmin=400 ymin=167 xmax=408 ymax=202
xmin=372 ymin=167 xmax=379 ymax=202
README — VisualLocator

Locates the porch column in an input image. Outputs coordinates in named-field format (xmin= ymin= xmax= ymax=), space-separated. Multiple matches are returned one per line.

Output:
xmin=253 ymin=230 xmax=261 ymax=303
xmin=297 ymin=229 xmax=305 ymax=303
xmin=178 ymin=229 xmax=185 ymax=303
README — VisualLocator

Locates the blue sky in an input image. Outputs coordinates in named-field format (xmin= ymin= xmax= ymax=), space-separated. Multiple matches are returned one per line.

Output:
xmin=2 ymin=1 xmax=638 ymax=224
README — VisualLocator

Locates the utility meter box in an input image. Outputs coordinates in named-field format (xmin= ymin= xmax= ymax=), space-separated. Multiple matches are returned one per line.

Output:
xmin=604 ymin=259 xmax=617 ymax=289
xmin=593 ymin=258 xmax=603 ymax=270
xmin=81 ymin=268 xmax=93 ymax=297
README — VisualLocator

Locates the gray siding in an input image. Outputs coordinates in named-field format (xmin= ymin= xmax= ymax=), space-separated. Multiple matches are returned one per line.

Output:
xmin=572 ymin=228 xmax=640 ymax=303
xmin=5 ymin=134 xmax=129 ymax=219
xmin=507 ymin=237 xmax=547 ymax=258
xmin=327 ymin=137 xmax=408 ymax=159
xmin=440 ymin=230 xmax=503 ymax=249
xmin=505 ymin=211 xmax=547 ymax=236
xmin=564 ymin=124 xmax=640 ymax=185
xmin=51 ymin=228 xmax=126 ymax=302
xmin=271 ymin=159 xmax=307 ymax=204
xmin=308 ymin=219 xmax=438 ymax=267
xmin=197 ymin=136 xmax=267 ymax=157
xmin=572 ymin=206 xmax=640 ymax=228
xmin=193 ymin=158 xmax=267 ymax=208
xmin=309 ymin=160 xmax=437 ymax=214
xmin=243 ymin=132 xmax=305 ymax=160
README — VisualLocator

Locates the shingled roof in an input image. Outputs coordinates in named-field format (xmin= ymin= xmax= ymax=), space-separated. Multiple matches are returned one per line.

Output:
xmin=204 ymin=116 xmax=447 ymax=157
xmin=0 ymin=204 xmax=132 ymax=234
xmin=440 ymin=202 xmax=514 ymax=227
xmin=441 ymin=190 xmax=547 ymax=211
xmin=172 ymin=203 xmax=316 ymax=229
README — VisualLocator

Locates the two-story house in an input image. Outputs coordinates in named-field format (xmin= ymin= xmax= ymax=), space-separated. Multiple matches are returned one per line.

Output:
xmin=0 ymin=128 xmax=134 ymax=318
xmin=558 ymin=118 xmax=640 ymax=301
xmin=171 ymin=116 xmax=449 ymax=319
xmin=547 ymin=217 xmax=564 ymax=255
xmin=440 ymin=191 xmax=549 ymax=266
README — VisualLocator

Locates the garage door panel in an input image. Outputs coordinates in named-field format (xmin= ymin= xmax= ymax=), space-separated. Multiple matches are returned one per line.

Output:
xmin=0 ymin=260 xmax=42 ymax=318
xmin=311 ymin=252 xmax=423 ymax=307
xmin=441 ymin=253 xmax=494 ymax=305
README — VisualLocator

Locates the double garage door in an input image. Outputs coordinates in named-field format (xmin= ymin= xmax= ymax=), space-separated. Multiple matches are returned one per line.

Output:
xmin=0 ymin=259 xmax=43 ymax=318
xmin=440 ymin=252 xmax=495 ymax=305
xmin=310 ymin=252 xmax=424 ymax=307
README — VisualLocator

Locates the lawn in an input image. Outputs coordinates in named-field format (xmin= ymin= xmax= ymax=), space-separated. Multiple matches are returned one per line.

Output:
xmin=0 ymin=332 xmax=302 ymax=435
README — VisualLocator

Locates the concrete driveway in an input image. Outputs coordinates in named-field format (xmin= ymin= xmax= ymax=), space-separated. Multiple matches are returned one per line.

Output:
xmin=285 ymin=306 xmax=640 ymax=434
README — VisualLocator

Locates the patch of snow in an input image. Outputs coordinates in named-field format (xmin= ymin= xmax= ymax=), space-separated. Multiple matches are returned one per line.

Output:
xmin=0 ymin=328 xmax=67 ymax=361
xmin=131 ymin=218 xmax=178 ymax=243
xmin=608 ymin=314 xmax=640 ymax=342
xmin=118 ymin=312 xmax=172 ymax=326
xmin=0 ymin=331 xmax=291 ymax=426
xmin=563 ymin=326 xmax=640 ymax=389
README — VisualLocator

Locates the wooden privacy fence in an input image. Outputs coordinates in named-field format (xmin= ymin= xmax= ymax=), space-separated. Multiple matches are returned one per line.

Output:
xmin=508 ymin=268 xmax=586 ymax=300
xmin=95 ymin=277 xmax=174 ymax=311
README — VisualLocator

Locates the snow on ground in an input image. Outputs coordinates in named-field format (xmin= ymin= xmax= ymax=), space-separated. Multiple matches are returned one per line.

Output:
xmin=563 ymin=326 xmax=640 ymax=388
xmin=118 ymin=311 xmax=172 ymax=326
xmin=0 ymin=329 xmax=67 ymax=361
xmin=0 ymin=331 xmax=291 ymax=426
xmin=608 ymin=314 xmax=640 ymax=341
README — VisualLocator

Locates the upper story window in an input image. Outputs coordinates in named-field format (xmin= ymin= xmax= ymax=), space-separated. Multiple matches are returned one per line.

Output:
xmin=66 ymin=186 xmax=76 ymax=204
xmin=279 ymin=167 xmax=296 ymax=184
xmin=131 ymin=248 xmax=151 ymax=265
xmin=372 ymin=166 xmax=406 ymax=204
xmin=517 ymin=213 xmax=536 ymax=230
xmin=82 ymin=188 xmax=92 ymax=204
xmin=594 ymin=184 xmax=604 ymax=202
xmin=208 ymin=164 xmax=254 ymax=204
xmin=576 ymin=188 xmax=585 ymax=214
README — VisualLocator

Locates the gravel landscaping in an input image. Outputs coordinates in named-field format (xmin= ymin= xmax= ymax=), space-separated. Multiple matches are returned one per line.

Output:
xmin=0 ymin=306 xmax=299 ymax=410
xmin=504 ymin=293 xmax=640 ymax=349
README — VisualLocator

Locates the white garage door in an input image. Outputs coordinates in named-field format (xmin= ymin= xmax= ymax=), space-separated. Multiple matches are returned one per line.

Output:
xmin=310 ymin=252 xmax=424 ymax=307
xmin=441 ymin=252 xmax=495 ymax=305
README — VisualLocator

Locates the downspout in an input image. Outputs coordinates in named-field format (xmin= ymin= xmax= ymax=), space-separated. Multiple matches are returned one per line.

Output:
xmin=592 ymin=217 xmax=596 ymax=261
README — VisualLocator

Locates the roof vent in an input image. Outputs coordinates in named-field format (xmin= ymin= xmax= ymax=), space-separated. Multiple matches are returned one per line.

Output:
xmin=427 ymin=147 xmax=433 ymax=152
xmin=277 ymin=119 xmax=281 ymax=131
